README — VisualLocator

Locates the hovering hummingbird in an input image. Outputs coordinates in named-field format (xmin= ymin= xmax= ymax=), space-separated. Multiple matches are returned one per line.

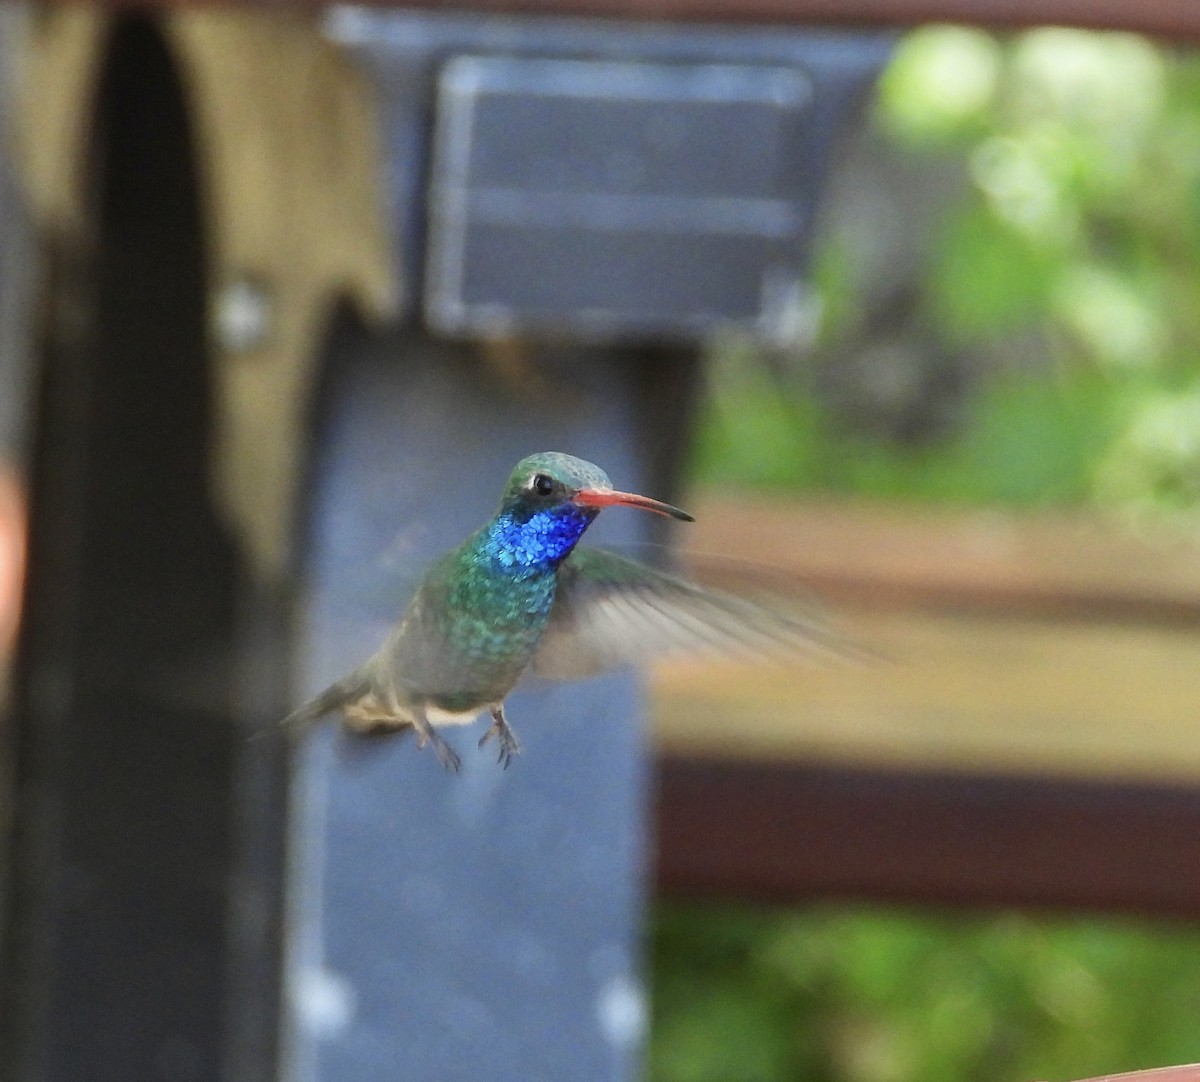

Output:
xmin=282 ymin=451 xmax=851 ymax=771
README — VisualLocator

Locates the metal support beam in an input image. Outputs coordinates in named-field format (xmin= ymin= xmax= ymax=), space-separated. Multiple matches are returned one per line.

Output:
xmin=280 ymin=324 xmax=688 ymax=1080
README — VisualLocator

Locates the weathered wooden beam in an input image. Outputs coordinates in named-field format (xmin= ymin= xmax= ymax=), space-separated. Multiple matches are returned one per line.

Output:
xmin=678 ymin=495 xmax=1200 ymax=624
xmin=337 ymin=0 xmax=1199 ymax=41
xmin=653 ymin=498 xmax=1200 ymax=914
xmin=655 ymin=757 xmax=1200 ymax=918
xmin=652 ymin=611 xmax=1200 ymax=783
xmin=41 ymin=0 xmax=1200 ymax=41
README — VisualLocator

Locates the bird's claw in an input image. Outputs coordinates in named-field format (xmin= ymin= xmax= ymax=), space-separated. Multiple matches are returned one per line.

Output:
xmin=479 ymin=715 xmax=521 ymax=769
xmin=417 ymin=729 xmax=461 ymax=772
xmin=496 ymin=736 xmax=521 ymax=769
xmin=432 ymin=735 xmax=462 ymax=772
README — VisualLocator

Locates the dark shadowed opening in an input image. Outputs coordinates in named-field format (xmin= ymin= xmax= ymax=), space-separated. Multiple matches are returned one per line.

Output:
xmin=1 ymin=18 xmax=263 ymax=1082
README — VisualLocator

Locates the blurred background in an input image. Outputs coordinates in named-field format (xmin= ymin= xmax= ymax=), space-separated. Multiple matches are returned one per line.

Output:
xmin=3 ymin=10 xmax=1200 ymax=1082
xmin=655 ymin=26 xmax=1200 ymax=1082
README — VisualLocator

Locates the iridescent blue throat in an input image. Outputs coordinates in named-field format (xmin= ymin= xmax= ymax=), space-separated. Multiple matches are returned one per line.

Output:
xmin=481 ymin=506 xmax=595 ymax=576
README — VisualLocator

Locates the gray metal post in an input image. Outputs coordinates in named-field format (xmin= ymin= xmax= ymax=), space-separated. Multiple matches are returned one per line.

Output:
xmin=281 ymin=326 xmax=676 ymax=1081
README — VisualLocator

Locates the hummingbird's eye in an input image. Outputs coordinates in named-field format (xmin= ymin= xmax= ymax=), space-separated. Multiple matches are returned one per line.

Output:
xmin=530 ymin=473 xmax=555 ymax=496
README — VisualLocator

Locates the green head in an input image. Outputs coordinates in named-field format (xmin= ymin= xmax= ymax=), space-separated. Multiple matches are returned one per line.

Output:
xmin=478 ymin=453 xmax=692 ymax=574
xmin=499 ymin=452 xmax=693 ymax=523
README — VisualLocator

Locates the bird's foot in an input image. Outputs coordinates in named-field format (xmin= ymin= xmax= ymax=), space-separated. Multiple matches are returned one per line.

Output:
xmin=430 ymin=732 xmax=462 ymax=772
xmin=479 ymin=707 xmax=522 ymax=769
xmin=414 ymin=726 xmax=461 ymax=772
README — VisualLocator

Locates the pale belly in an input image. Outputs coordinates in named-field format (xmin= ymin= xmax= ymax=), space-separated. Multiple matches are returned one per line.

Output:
xmin=343 ymin=692 xmax=489 ymax=732
xmin=425 ymin=704 xmax=487 ymax=727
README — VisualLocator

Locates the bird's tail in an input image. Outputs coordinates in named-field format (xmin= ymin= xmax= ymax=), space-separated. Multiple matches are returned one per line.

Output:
xmin=279 ymin=670 xmax=372 ymax=732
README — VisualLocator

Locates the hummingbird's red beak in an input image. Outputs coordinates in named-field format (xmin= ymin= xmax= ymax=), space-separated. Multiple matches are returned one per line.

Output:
xmin=573 ymin=487 xmax=694 ymax=522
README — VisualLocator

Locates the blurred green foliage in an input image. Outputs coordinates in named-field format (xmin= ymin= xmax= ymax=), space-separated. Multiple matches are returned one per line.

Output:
xmin=651 ymin=904 xmax=1200 ymax=1082
xmin=660 ymin=27 xmax=1200 ymax=1082
xmin=693 ymin=340 xmax=1121 ymax=505
xmin=691 ymin=26 xmax=1200 ymax=521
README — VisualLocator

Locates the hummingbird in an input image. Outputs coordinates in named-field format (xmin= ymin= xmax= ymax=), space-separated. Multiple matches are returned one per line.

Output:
xmin=282 ymin=451 xmax=850 ymax=771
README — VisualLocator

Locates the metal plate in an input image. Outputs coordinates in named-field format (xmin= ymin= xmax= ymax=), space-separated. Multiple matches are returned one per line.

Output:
xmin=426 ymin=55 xmax=812 ymax=341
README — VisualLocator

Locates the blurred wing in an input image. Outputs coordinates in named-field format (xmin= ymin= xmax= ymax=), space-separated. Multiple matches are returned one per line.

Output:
xmin=531 ymin=547 xmax=867 ymax=680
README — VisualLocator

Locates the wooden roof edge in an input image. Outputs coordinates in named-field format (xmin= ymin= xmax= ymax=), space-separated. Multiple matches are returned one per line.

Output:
xmin=325 ymin=0 xmax=1200 ymax=42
